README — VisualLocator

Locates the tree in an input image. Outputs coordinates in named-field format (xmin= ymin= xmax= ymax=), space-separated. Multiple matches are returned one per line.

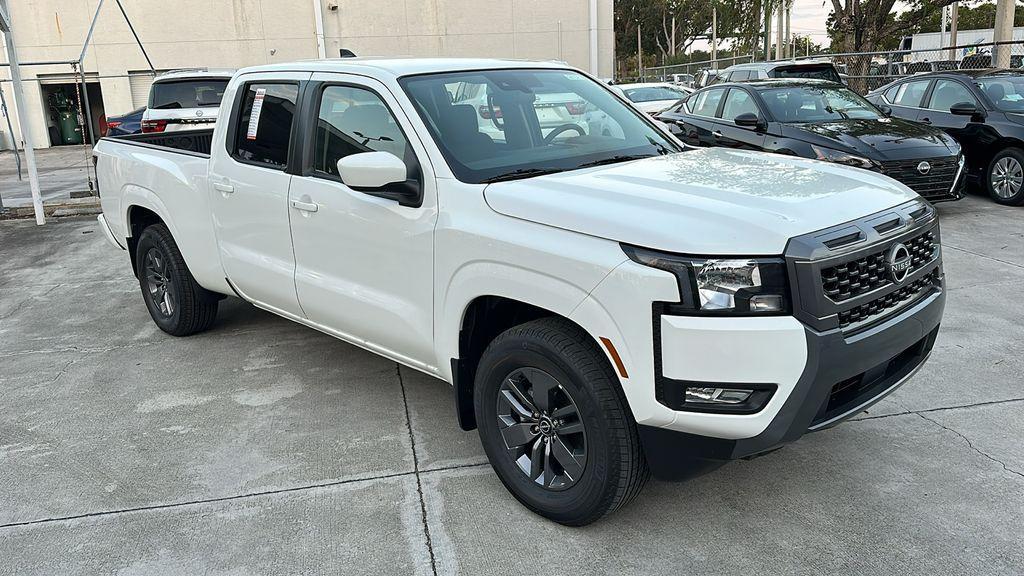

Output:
xmin=827 ymin=0 xmax=958 ymax=91
xmin=915 ymin=1 xmax=1024 ymax=34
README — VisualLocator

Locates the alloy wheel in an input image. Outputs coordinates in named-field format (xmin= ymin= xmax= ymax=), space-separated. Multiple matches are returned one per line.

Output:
xmin=144 ymin=247 xmax=176 ymax=317
xmin=496 ymin=367 xmax=587 ymax=491
xmin=992 ymin=156 xmax=1024 ymax=199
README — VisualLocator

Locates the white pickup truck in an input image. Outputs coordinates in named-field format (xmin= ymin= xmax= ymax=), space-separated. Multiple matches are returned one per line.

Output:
xmin=95 ymin=58 xmax=945 ymax=526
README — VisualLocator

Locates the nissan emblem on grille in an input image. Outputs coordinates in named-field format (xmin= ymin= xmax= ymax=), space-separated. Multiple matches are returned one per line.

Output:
xmin=917 ymin=161 xmax=931 ymax=175
xmin=888 ymin=243 xmax=913 ymax=284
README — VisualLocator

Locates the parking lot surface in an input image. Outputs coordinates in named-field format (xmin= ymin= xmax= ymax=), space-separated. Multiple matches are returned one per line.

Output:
xmin=1 ymin=195 xmax=1022 ymax=575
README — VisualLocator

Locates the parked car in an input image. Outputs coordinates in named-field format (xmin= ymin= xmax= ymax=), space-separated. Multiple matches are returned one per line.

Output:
xmin=866 ymin=69 xmax=1024 ymax=205
xmin=694 ymin=68 xmax=723 ymax=88
xmin=719 ymin=60 xmax=843 ymax=83
xmin=615 ymin=82 xmax=693 ymax=114
xmin=141 ymin=69 xmax=234 ymax=133
xmin=101 ymin=106 xmax=145 ymax=136
xmin=670 ymin=73 xmax=695 ymax=88
xmin=658 ymin=79 xmax=965 ymax=203
xmin=95 ymin=58 xmax=945 ymax=525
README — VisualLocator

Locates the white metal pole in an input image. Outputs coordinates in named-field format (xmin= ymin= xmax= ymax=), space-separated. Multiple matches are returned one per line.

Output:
xmin=589 ymin=0 xmax=599 ymax=75
xmin=312 ymin=0 xmax=326 ymax=59
xmin=940 ymin=5 xmax=947 ymax=55
xmin=711 ymin=6 xmax=717 ymax=66
xmin=0 ymin=0 xmax=45 ymax=224
xmin=775 ymin=3 xmax=783 ymax=60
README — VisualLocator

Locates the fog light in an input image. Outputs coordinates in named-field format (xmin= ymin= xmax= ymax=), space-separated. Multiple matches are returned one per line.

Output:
xmin=685 ymin=387 xmax=753 ymax=405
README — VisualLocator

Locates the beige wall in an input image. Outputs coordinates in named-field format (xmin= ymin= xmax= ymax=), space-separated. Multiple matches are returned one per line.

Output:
xmin=0 ymin=0 xmax=613 ymax=150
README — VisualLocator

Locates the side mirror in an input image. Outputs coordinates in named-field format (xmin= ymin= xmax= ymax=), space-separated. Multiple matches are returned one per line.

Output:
xmin=338 ymin=151 xmax=407 ymax=189
xmin=878 ymin=104 xmax=893 ymax=117
xmin=950 ymin=101 xmax=984 ymax=119
xmin=734 ymin=112 xmax=764 ymax=130
xmin=337 ymin=151 xmax=421 ymax=207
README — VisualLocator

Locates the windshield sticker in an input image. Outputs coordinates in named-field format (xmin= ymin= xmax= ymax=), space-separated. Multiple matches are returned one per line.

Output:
xmin=246 ymin=88 xmax=266 ymax=140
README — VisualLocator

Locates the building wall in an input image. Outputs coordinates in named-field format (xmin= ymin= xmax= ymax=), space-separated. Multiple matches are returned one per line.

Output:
xmin=0 ymin=0 xmax=614 ymax=150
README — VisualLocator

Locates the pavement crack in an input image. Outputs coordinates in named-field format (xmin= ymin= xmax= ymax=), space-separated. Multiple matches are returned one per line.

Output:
xmin=852 ymin=397 xmax=1024 ymax=422
xmin=0 ymin=283 xmax=62 ymax=321
xmin=943 ymin=244 xmax=1024 ymax=270
xmin=396 ymin=364 xmax=439 ymax=576
xmin=916 ymin=413 xmax=1024 ymax=481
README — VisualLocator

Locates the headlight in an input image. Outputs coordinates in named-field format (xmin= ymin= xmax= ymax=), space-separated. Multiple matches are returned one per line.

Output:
xmin=622 ymin=245 xmax=790 ymax=315
xmin=811 ymin=145 xmax=878 ymax=170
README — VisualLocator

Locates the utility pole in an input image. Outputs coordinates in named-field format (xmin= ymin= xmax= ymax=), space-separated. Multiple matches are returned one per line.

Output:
xmin=785 ymin=2 xmax=791 ymax=58
xmin=637 ymin=23 xmax=643 ymax=80
xmin=940 ymin=4 xmax=948 ymax=55
xmin=775 ymin=1 xmax=784 ymax=60
xmin=670 ymin=15 xmax=676 ymax=57
xmin=0 ymin=0 xmax=44 ymax=224
xmin=711 ymin=5 xmax=718 ymax=67
xmin=993 ymin=0 xmax=1014 ymax=68
xmin=763 ymin=0 xmax=772 ymax=61
xmin=949 ymin=1 xmax=959 ymax=61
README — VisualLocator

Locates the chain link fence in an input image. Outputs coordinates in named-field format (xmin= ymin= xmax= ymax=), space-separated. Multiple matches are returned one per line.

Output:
xmin=638 ymin=40 xmax=1024 ymax=95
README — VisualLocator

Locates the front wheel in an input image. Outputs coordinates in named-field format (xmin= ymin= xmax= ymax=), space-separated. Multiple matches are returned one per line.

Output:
xmin=474 ymin=317 xmax=648 ymax=526
xmin=986 ymin=147 xmax=1024 ymax=205
xmin=135 ymin=223 xmax=219 ymax=336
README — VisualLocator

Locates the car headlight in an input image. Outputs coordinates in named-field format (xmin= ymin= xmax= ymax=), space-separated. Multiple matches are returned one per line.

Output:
xmin=811 ymin=145 xmax=878 ymax=170
xmin=622 ymin=245 xmax=790 ymax=315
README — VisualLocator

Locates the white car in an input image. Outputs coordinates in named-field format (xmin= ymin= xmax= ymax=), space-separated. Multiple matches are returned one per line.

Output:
xmin=94 ymin=58 xmax=945 ymax=526
xmin=141 ymin=69 xmax=234 ymax=133
xmin=615 ymin=82 xmax=693 ymax=114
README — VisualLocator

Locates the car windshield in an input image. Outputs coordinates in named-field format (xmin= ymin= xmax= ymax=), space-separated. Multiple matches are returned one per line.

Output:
xmin=150 ymin=79 xmax=229 ymax=109
xmin=760 ymin=85 xmax=881 ymax=123
xmin=623 ymin=86 xmax=687 ymax=103
xmin=976 ymin=76 xmax=1024 ymax=112
xmin=399 ymin=68 xmax=681 ymax=183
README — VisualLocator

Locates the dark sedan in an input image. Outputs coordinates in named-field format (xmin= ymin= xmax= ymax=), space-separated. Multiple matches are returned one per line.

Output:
xmin=101 ymin=106 xmax=146 ymax=137
xmin=866 ymin=69 xmax=1024 ymax=205
xmin=658 ymin=79 xmax=965 ymax=203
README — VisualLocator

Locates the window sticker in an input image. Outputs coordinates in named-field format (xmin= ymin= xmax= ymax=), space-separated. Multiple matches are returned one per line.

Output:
xmin=246 ymin=88 xmax=267 ymax=140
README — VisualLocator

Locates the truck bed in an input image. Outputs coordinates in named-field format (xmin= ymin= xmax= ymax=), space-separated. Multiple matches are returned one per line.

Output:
xmin=108 ymin=128 xmax=214 ymax=156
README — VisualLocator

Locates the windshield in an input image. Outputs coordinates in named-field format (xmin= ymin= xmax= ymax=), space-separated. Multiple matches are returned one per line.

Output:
xmin=399 ymin=69 xmax=681 ymax=183
xmin=149 ymin=79 xmax=229 ymax=109
xmin=624 ymin=86 xmax=687 ymax=103
xmin=976 ymin=76 xmax=1024 ymax=112
xmin=760 ymin=85 xmax=881 ymax=123
xmin=773 ymin=65 xmax=842 ymax=83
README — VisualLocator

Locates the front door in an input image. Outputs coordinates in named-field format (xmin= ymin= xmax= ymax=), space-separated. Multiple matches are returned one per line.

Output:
xmin=209 ymin=72 xmax=311 ymax=316
xmin=712 ymin=88 xmax=767 ymax=150
xmin=287 ymin=74 xmax=438 ymax=368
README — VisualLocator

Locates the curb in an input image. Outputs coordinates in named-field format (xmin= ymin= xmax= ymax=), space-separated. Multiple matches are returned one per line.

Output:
xmin=0 ymin=198 xmax=101 ymax=220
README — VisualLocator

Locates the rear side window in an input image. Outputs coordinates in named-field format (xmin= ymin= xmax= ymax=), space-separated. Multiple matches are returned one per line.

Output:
xmin=892 ymin=80 xmax=931 ymax=108
xmin=232 ymin=83 xmax=299 ymax=169
xmin=730 ymin=70 xmax=751 ymax=81
xmin=690 ymin=88 xmax=725 ymax=117
xmin=150 ymin=79 xmax=229 ymax=109
xmin=313 ymin=85 xmax=411 ymax=177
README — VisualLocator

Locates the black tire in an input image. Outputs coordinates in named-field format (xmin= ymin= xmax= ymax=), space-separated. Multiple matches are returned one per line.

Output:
xmin=474 ymin=317 xmax=648 ymax=526
xmin=986 ymin=147 xmax=1024 ymax=206
xmin=135 ymin=223 xmax=219 ymax=336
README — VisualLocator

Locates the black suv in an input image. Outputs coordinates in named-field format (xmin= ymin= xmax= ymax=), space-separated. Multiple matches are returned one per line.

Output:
xmin=658 ymin=79 xmax=965 ymax=203
xmin=866 ymin=69 xmax=1024 ymax=205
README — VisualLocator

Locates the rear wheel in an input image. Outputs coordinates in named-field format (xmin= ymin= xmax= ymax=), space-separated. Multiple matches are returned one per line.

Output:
xmin=135 ymin=224 xmax=219 ymax=336
xmin=474 ymin=317 xmax=648 ymax=526
xmin=986 ymin=148 xmax=1024 ymax=205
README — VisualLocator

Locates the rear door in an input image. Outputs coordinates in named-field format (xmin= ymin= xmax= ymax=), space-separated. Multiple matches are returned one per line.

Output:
xmin=711 ymin=87 xmax=767 ymax=150
xmin=286 ymin=73 xmax=438 ymax=368
xmin=680 ymin=87 xmax=727 ymax=146
xmin=209 ymin=71 xmax=311 ymax=316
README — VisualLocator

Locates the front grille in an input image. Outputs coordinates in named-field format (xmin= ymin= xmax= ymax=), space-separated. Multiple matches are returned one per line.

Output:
xmin=821 ymin=230 xmax=937 ymax=302
xmin=837 ymin=269 xmax=941 ymax=329
xmin=881 ymin=156 xmax=959 ymax=198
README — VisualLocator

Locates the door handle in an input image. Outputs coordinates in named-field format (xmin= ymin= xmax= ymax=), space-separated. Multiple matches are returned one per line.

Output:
xmin=212 ymin=182 xmax=234 ymax=194
xmin=290 ymin=199 xmax=319 ymax=213
xmin=712 ymin=130 xmax=723 ymax=138
xmin=919 ymin=118 xmax=932 ymax=125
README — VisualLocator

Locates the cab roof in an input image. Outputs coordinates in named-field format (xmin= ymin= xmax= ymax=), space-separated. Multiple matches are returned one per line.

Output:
xmin=237 ymin=58 xmax=572 ymax=79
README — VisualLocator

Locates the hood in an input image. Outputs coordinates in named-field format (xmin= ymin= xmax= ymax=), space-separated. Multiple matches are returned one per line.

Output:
xmin=483 ymin=148 xmax=918 ymax=255
xmin=782 ymin=117 xmax=957 ymax=158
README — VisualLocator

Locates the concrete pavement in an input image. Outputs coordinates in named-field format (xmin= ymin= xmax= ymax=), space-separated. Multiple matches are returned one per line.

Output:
xmin=1 ymin=195 xmax=1022 ymax=575
xmin=0 ymin=146 xmax=97 ymax=208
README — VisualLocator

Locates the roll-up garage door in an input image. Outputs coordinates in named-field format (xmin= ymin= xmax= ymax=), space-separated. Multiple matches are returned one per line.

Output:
xmin=129 ymin=72 xmax=157 ymax=108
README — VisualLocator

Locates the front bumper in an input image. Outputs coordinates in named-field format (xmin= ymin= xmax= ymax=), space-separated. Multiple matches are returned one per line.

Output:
xmin=640 ymin=286 xmax=943 ymax=480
